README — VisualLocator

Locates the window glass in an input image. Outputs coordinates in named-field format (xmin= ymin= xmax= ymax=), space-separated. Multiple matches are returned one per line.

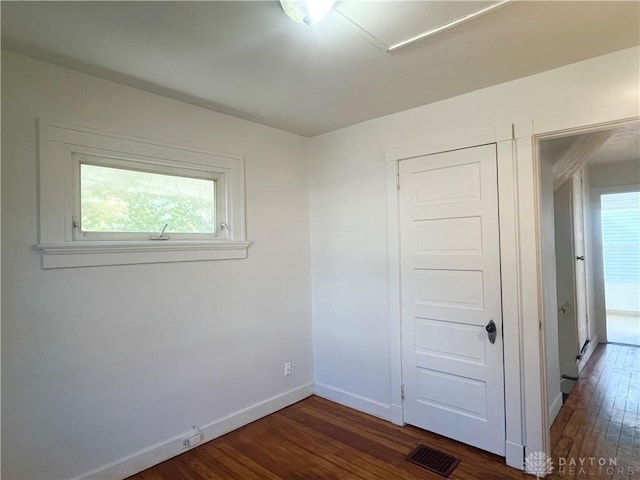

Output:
xmin=601 ymin=191 xmax=640 ymax=285
xmin=80 ymin=163 xmax=216 ymax=234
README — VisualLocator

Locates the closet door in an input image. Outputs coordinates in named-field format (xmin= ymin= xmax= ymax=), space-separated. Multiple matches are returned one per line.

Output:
xmin=399 ymin=144 xmax=505 ymax=456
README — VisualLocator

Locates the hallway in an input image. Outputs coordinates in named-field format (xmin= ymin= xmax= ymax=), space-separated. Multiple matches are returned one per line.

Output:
xmin=550 ymin=343 xmax=640 ymax=479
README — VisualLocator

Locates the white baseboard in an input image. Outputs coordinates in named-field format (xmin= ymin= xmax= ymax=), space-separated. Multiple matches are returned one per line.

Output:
xmin=549 ymin=391 xmax=563 ymax=425
xmin=314 ymin=382 xmax=391 ymax=421
xmin=505 ymin=441 xmax=525 ymax=470
xmin=578 ymin=334 xmax=599 ymax=375
xmin=607 ymin=309 xmax=640 ymax=317
xmin=560 ymin=377 xmax=577 ymax=395
xmin=75 ymin=383 xmax=314 ymax=480
xmin=390 ymin=403 xmax=404 ymax=426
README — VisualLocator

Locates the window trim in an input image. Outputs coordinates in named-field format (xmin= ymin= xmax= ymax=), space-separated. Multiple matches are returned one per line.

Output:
xmin=36 ymin=119 xmax=250 ymax=268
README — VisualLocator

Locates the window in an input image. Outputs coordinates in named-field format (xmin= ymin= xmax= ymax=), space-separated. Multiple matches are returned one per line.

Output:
xmin=76 ymin=157 xmax=221 ymax=240
xmin=601 ymin=191 xmax=640 ymax=321
xmin=37 ymin=120 xmax=249 ymax=268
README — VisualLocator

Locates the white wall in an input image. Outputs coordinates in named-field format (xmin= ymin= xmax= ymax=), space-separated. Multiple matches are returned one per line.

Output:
xmin=539 ymin=154 xmax=562 ymax=424
xmin=582 ymin=166 xmax=598 ymax=350
xmin=605 ymin=285 xmax=640 ymax=313
xmin=0 ymin=44 xmax=3 ymax=480
xmin=309 ymin=46 xmax=639 ymax=438
xmin=1 ymin=52 xmax=313 ymax=480
xmin=589 ymin=159 xmax=640 ymax=188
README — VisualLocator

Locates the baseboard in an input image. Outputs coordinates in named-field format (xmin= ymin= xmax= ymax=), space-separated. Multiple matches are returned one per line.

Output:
xmin=560 ymin=361 xmax=578 ymax=379
xmin=560 ymin=377 xmax=577 ymax=395
xmin=505 ymin=441 xmax=525 ymax=470
xmin=578 ymin=334 xmax=599 ymax=374
xmin=549 ymin=391 xmax=563 ymax=424
xmin=314 ymin=382 xmax=391 ymax=421
xmin=607 ymin=310 xmax=640 ymax=317
xmin=75 ymin=383 xmax=314 ymax=480
xmin=390 ymin=403 xmax=404 ymax=426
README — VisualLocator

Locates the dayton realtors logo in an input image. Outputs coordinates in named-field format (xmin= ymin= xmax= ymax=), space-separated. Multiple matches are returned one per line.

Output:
xmin=525 ymin=453 xmax=638 ymax=478
xmin=557 ymin=457 xmax=638 ymax=477
xmin=524 ymin=451 xmax=554 ymax=478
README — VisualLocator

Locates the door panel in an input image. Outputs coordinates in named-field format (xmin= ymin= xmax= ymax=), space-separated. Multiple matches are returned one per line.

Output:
xmin=414 ymin=217 xmax=482 ymax=254
xmin=413 ymin=162 xmax=481 ymax=204
xmin=400 ymin=144 xmax=506 ymax=456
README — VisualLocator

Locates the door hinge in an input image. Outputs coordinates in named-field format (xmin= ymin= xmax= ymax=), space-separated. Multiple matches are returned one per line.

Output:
xmin=401 ymin=384 xmax=405 ymax=400
xmin=396 ymin=173 xmax=400 ymax=190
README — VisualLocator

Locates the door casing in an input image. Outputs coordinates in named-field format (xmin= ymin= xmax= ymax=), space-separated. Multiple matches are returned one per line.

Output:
xmin=387 ymin=103 xmax=639 ymax=470
xmin=386 ymin=124 xmax=525 ymax=469
xmin=531 ymin=112 xmax=640 ymax=455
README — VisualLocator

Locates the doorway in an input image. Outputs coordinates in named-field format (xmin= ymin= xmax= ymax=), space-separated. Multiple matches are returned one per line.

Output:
xmin=536 ymin=118 xmax=640 ymax=460
xmin=601 ymin=190 xmax=640 ymax=346
xmin=537 ymin=120 xmax=640 ymax=423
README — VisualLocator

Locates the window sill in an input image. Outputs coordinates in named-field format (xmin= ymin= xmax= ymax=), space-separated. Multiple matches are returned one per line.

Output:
xmin=35 ymin=240 xmax=251 ymax=269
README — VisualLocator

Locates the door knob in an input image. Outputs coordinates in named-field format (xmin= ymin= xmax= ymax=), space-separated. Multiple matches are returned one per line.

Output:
xmin=485 ymin=320 xmax=497 ymax=344
xmin=576 ymin=256 xmax=585 ymax=261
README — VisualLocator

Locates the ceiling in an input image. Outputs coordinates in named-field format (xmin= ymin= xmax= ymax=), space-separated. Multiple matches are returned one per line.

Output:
xmin=541 ymin=122 xmax=640 ymax=167
xmin=589 ymin=124 xmax=640 ymax=165
xmin=2 ymin=1 xmax=639 ymax=137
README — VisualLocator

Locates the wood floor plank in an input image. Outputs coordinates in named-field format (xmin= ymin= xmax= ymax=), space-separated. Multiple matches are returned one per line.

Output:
xmin=176 ymin=454 xmax=227 ymax=480
xmin=272 ymin=415 xmax=398 ymax=480
xmin=194 ymin=444 xmax=280 ymax=480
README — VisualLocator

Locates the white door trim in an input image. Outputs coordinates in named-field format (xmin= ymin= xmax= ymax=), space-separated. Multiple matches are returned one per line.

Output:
xmin=386 ymin=124 xmax=525 ymax=469
xmin=387 ymin=103 xmax=639 ymax=472
xmin=531 ymin=101 xmax=639 ymax=138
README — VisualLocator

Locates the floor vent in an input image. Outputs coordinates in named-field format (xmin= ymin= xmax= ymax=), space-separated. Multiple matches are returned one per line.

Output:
xmin=407 ymin=444 xmax=460 ymax=478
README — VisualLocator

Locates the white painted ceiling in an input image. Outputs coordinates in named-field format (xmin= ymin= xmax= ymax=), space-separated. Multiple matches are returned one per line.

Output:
xmin=589 ymin=124 xmax=640 ymax=165
xmin=541 ymin=122 xmax=640 ymax=167
xmin=2 ymin=1 xmax=639 ymax=137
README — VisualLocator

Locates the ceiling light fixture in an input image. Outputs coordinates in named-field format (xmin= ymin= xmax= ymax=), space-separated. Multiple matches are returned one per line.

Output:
xmin=280 ymin=0 xmax=336 ymax=26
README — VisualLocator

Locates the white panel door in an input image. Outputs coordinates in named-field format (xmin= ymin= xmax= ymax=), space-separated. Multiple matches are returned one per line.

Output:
xmin=399 ymin=144 xmax=505 ymax=456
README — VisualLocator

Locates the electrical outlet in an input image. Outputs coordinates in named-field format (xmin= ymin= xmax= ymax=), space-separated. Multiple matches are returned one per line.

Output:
xmin=182 ymin=427 xmax=202 ymax=449
xmin=284 ymin=362 xmax=291 ymax=377
xmin=182 ymin=433 xmax=202 ymax=448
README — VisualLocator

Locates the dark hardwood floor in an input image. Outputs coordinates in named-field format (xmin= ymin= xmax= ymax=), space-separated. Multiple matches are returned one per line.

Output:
xmin=129 ymin=343 xmax=639 ymax=480
xmin=128 ymin=395 xmax=527 ymax=480
xmin=549 ymin=343 xmax=640 ymax=480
